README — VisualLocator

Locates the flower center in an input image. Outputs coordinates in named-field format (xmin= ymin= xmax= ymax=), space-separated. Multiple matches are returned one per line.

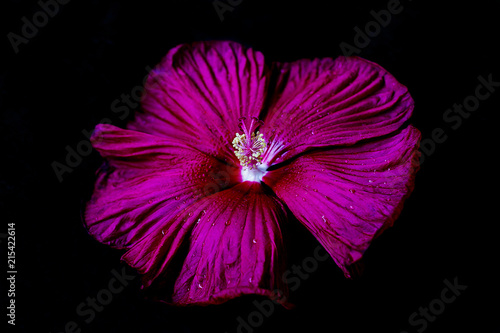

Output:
xmin=232 ymin=117 xmax=267 ymax=171
xmin=241 ymin=163 xmax=268 ymax=182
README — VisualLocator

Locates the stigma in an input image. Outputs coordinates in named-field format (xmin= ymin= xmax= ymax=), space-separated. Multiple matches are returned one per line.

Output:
xmin=232 ymin=117 xmax=267 ymax=172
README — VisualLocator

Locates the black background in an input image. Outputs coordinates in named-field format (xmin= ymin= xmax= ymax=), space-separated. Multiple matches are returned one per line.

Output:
xmin=1 ymin=1 xmax=499 ymax=332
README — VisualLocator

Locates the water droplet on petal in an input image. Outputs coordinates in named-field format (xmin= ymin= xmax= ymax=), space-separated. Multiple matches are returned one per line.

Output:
xmin=252 ymin=239 xmax=257 ymax=244
xmin=349 ymin=205 xmax=354 ymax=209
xmin=175 ymin=196 xmax=180 ymax=201
xmin=368 ymin=180 xmax=373 ymax=183
xmin=148 ymin=199 xmax=153 ymax=204
xmin=249 ymin=277 xmax=253 ymax=283
xmin=161 ymin=230 xmax=165 ymax=235
xmin=198 ymin=283 xmax=203 ymax=289
xmin=225 ymin=220 xmax=231 ymax=226
xmin=349 ymin=189 xmax=356 ymax=194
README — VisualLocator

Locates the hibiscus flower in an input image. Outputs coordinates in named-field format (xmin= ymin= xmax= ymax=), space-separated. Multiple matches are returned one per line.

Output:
xmin=83 ymin=41 xmax=420 ymax=306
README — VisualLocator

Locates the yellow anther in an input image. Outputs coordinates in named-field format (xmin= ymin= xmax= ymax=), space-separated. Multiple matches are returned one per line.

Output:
xmin=232 ymin=131 xmax=267 ymax=170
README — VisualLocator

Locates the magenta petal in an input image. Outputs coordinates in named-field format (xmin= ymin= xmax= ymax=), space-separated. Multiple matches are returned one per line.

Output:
xmin=129 ymin=41 xmax=269 ymax=162
xmin=260 ymin=56 xmax=414 ymax=166
xmin=165 ymin=182 xmax=288 ymax=306
xmin=265 ymin=126 xmax=421 ymax=277
xmin=84 ymin=124 xmax=240 ymax=249
xmin=121 ymin=182 xmax=288 ymax=305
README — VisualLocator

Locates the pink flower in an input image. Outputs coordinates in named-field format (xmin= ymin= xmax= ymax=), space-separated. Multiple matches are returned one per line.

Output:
xmin=83 ymin=41 xmax=420 ymax=306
